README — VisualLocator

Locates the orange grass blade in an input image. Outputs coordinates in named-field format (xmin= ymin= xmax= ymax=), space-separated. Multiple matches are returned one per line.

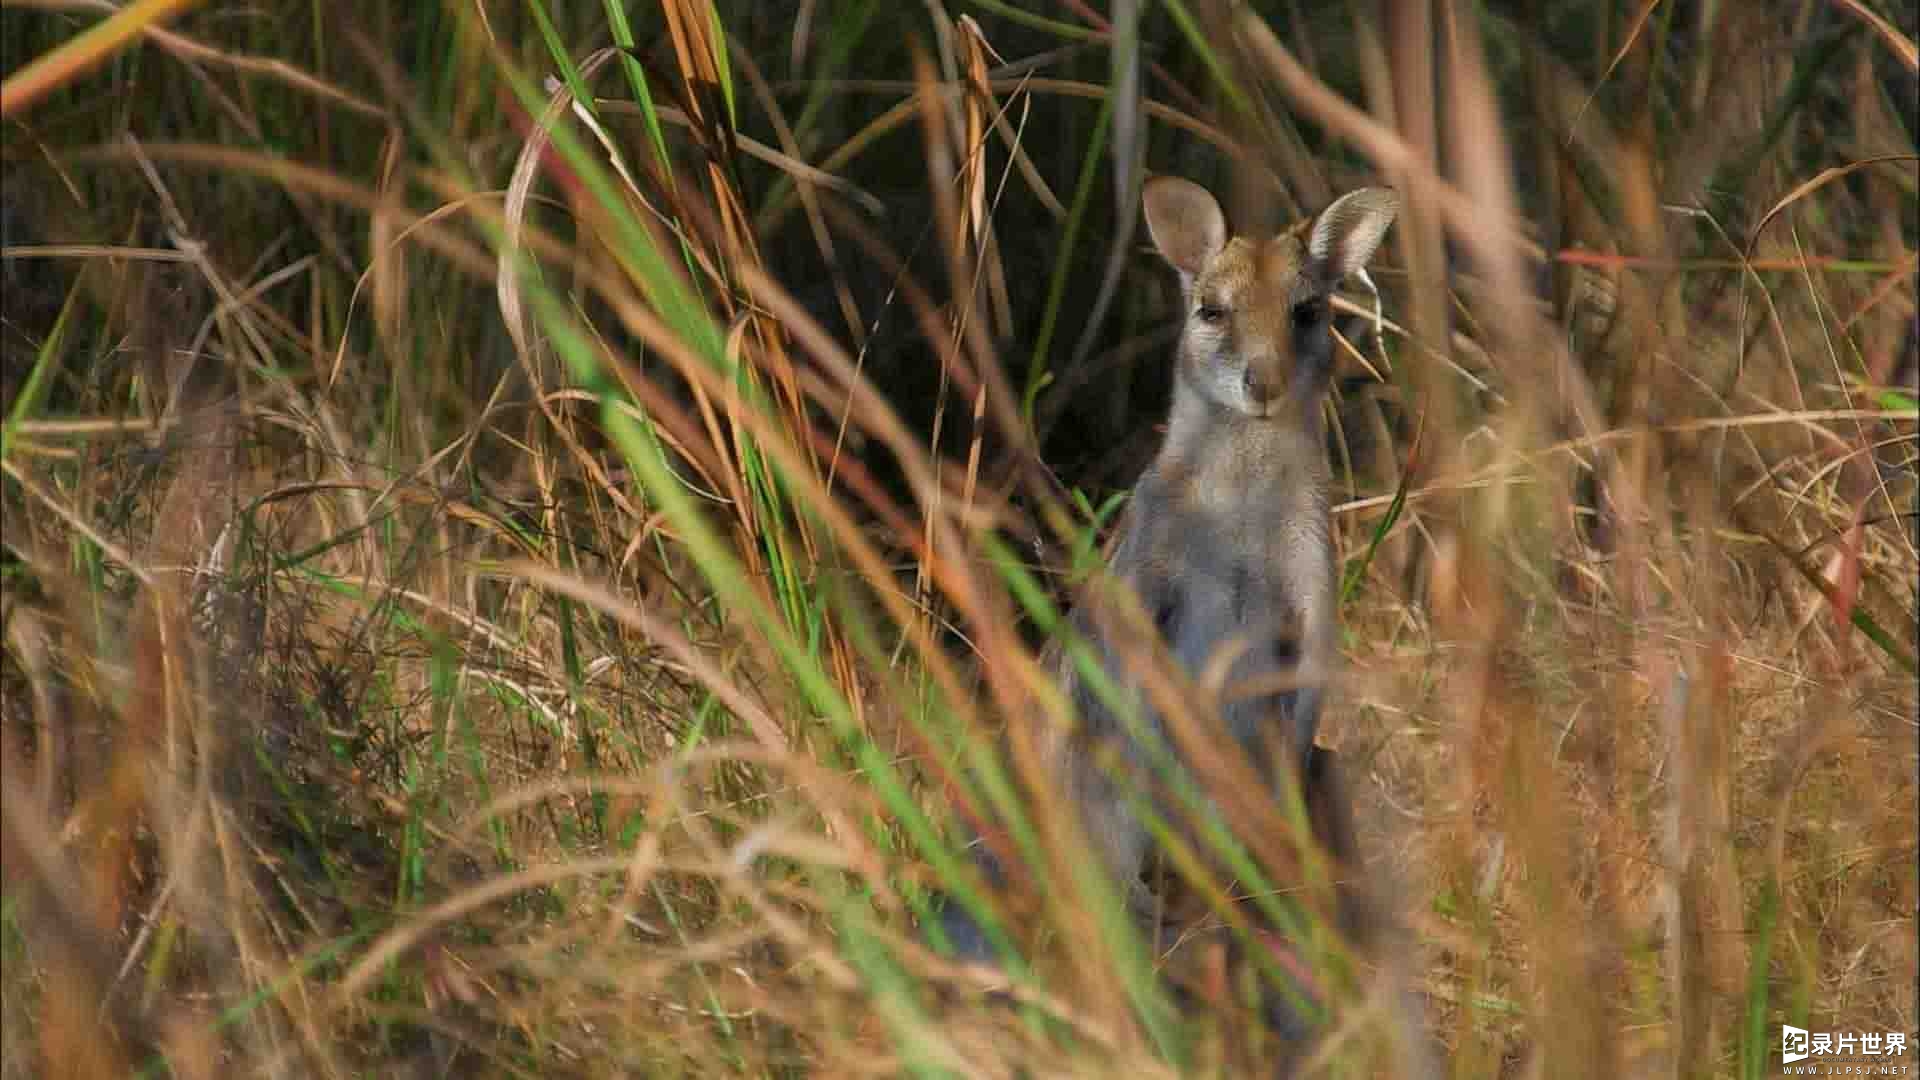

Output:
xmin=0 ymin=0 xmax=204 ymax=119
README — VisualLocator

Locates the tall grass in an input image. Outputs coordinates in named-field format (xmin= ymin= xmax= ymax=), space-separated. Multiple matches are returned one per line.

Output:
xmin=2 ymin=2 xmax=1914 ymax=1078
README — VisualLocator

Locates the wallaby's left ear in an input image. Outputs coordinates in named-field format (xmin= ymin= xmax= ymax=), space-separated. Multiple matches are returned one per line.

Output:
xmin=1308 ymin=186 xmax=1398 ymax=283
xmin=1143 ymin=175 xmax=1228 ymax=280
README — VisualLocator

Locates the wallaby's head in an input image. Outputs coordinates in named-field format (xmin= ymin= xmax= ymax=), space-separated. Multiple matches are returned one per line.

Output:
xmin=1142 ymin=176 xmax=1397 ymax=420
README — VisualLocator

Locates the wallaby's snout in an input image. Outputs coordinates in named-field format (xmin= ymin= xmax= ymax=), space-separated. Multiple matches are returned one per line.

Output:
xmin=1243 ymin=348 xmax=1284 ymax=411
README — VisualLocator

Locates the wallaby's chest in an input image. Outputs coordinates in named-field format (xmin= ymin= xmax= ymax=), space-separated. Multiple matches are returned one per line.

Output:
xmin=1131 ymin=438 xmax=1332 ymax=628
xmin=1074 ymin=444 xmax=1333 ymax=759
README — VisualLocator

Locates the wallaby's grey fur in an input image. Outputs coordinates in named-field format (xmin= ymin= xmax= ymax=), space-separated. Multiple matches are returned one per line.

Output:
xmin=934 ymin=175 xmax=1399 ymax=1043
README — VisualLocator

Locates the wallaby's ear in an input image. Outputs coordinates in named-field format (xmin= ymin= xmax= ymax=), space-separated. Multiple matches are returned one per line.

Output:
xmin=1308 ymin=186 xmax=1398 ymax=282
xmin=1143 ymin=175 xmax=1227 ymax=279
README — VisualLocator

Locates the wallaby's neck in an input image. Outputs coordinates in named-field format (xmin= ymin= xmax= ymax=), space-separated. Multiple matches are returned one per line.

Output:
xmin=1159 ymin=374 xmax=1328 ymax=481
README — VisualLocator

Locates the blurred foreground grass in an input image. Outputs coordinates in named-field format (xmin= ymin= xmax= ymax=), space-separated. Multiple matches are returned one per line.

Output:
xmin=1 ymin=2 xmax=1915 ymax=1077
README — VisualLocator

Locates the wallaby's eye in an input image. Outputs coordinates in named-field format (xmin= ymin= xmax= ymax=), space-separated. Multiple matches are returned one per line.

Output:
xmin=1196 ymin=303 xmax=1227 ymax=324
xmin=1290 ymin=299 xmax=1324 ymax=329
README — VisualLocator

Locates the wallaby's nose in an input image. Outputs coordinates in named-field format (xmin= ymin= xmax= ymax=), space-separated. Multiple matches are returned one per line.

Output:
xmin=1244 ymin=362 xmax=1282 ymax=409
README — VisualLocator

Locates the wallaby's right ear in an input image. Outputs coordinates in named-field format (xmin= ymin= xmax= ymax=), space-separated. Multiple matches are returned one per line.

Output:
xmin=1307 ymin=186 xmax=1398 ymax=283
xmin=1143 ymin=175 xmax=1227 ymax=280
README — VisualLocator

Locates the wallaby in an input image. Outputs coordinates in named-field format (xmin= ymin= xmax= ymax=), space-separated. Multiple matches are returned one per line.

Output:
xmin=933 ymin=175 xmax=1398 ymax=1038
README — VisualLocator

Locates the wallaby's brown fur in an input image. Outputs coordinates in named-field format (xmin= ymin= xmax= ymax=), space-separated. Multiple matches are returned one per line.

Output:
xmin=936 ymin=174 xmax=1398 ymax=1050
